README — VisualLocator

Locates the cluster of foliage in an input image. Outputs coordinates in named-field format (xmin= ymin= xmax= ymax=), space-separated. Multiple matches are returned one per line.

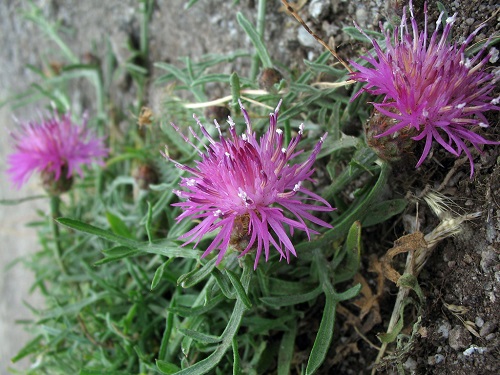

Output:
xmin=3 ymin=0 xmax=497 ymax=374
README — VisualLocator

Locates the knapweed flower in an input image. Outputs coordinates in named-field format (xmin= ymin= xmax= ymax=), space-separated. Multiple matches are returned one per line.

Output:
xmin=166 ymin=100 xmax=333 ymax=269
xmin=351 ymin=0 xmax=499 ymax=176
xmin=7 ymin=111 xmax=108 ymax=192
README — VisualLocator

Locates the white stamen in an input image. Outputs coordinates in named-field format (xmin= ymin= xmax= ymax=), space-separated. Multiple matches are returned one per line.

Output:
xmin=464 ymin=58 xmax=472 ymax=69
xmin=186 ymin=179 xmax=196 ymax=186
xmin=276 ymin=129 xmax=283 ymax=135
xmin=242 ymin=134 xmax=248 ymax=141
xmin=299 ymin=124 xmax=304 ymax=134
xmin=435 ymin=13 xmax=443 ymax=29
xmin=281 ymin=148 xmax=287 ymax=153
xmin=445 ymin=14 xmax=456 ymax=24
xmin=491 ymin=96 xmax=500 ymax=105
xmin=456 ymin=103 xmax=466 ymax=109
xmin=237 ymin=188 xmax=252 ymax=206
xmin=479 ymin=122 xmax=488 ymax=128
xmin=225 ymin=152 xmax=231 ymax=157
xmin=422 ymin=109 xmax=429 ymax=117
xmin=293 ymin=182 xmax=302 ymax=192
xmin=238 ymin=189 xmax=247 ymax=200
xmin=213 ymin=209 xmax=223 ymax=217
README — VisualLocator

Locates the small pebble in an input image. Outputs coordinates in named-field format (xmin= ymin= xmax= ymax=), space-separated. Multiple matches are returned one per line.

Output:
xmin=403 ymin=357 xmax=417 ymax=371
xmin=437 ymin=320 xmax=451 ymax=339
xmin=465 ymin=18 xmax=475 ymax=25
xmin=355 ymin=7 xmax=368 ymax=28
xmin=449 ymin=325 xmax=471 ymax=350
xmin=485 ymin=333 xmax=496 ymax=341
xmin=298 ymin=28 xmax=318 ymax=48
xmin=480 ymin=248 xmax=497 ymax=273
xmin=490 ymin=47 xmax=499 ymax=63
xmin=480 ymin=321 xmax=497 ymax=337
xmin=309 ymin=0 xmax=330 ymax=21
xmin=435 ymin=354 xmax=445 ymax=364
xmin=463 ymin=254 xmax=473 ymax=264
xmin=428 ymin=354 xmax=445 ymax=365
xmin=463 ymin=345 xmax=487 ymax=356
xmin=475 ymin=316 xmax=484 ymax=328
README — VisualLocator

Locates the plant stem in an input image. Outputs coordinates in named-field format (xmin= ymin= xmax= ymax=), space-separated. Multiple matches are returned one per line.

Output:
xmin=50 ymin=195 xmax=67 ymax=274
xmin=250 ymin=0 xmax=267 ymax=80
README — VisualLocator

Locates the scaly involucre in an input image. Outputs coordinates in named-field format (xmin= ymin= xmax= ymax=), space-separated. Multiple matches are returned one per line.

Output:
xmin=167 ymin=100 xmax=333 ymax=269
xmin=351 ymin=1 xmax=499 ymax=176
xmin=7 ymin=111 xmax=108 ymax=188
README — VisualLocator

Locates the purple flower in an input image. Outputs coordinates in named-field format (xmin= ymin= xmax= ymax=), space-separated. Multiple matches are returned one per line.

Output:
xmin=7 ymin=111 xmax=108 ymax=189
xmin=166 ymin=100 xmax=333 ymax=269
xmin=350 ymin=1 xmax=499 ymax=176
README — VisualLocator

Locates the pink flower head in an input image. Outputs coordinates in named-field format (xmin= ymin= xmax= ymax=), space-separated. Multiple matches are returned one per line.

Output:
xmin=350 ymin=0 xmax=499 ymax=176
xmin=7 ymin=111 xmax=108 ymax=188
xmin=166 ymin=100 xmax=333 ymax=269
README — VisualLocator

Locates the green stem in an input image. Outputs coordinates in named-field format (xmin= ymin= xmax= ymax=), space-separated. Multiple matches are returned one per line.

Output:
xmin=250 ymin=0 xmax=267 ymax=80
xmin=50 ymin=195 xmax=67 ymax=274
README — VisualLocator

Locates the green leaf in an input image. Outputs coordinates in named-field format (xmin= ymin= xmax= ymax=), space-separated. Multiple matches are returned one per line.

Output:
xmin=140 ymin=240 xmax=200 ymax=259
xmin=306 ymin=252 xmax=361 ymax=375
xmin=335 ymin=283 xmax=362 ymax=301
xmin=260 ymin=286 xmax=322 ymax=307
xmin=80 ymin=370 xmax=134 ymax=375
xmin=361 ymin=199 xmax=407 ymax=227
xmin=303 ymin=59 xmax=346 ymax=77
xmin=306 ymin=295 xmax=336 ymax=374
xmin=230 ymin=72 xmax=241 ymax=109
xmin=278 ymin=321 xmax=297 ymax=375
xmin=318 ymin=134 xmax=361 ymax=158
xmin=436 ymin=2 xmax=449 ymax=23
xmin=212 ymin=267 xmax=235 ymax=299
xmin=343 ymin=26 xmax=384 ymax=42
xmin=173 ymin=258 xmax=253 ymax=375
xmin=106 ymin=212 xmax=134 ymax=239
xmin=41 ymin=292 xmax=109 ymax=319
xmin=333 ymin=221 xmax=361 ymax=284
xmin=156 ymin=360 xmax=181 ymax=374
xmin=10 ymin=335 xmax=43 ymax=363
xmin=226 ymin=269 xmax=252 ymax=309
xmin=398 ymin=273 xmax=425 ymax=303
xmin=151 ymin=259 xmax=174 ymax=291
xmin=179 ymin=328 xmax=222 ymax=344
xmin=145 ymin=201 xmax=153 ymax=243
xmin=236 ymin=12 xmax=273 ymax=68
xmin=191 ymin=73 xmax=231 ymax=87
xmin=168 ymin=294 xmax=225 ymax=318
xmin=95 ymin=246 xmax=139 ymax=265
xmin=232 ymin=338 xmax=241 ymax=375
xmin=465 ymin=35 xmax=500 ymax=55
xmin=177 ymin=258 xmax=217 ymax=288
xmin=159 ymin=294 xmax=177 ymax=361
xmin=154 ymin=62 xmax=190 ymax=85
xmin=56 ymin=217 xmax=138 ymax=248
xmin=299 ymin=158 xmax=389 ymax=251
xmin=377 ymin=298 xmax=416 ymax=344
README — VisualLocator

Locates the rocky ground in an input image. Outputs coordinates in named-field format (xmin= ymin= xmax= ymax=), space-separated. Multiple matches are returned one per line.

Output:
xmin=1 ymin=0 xmax=498 ymax=374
